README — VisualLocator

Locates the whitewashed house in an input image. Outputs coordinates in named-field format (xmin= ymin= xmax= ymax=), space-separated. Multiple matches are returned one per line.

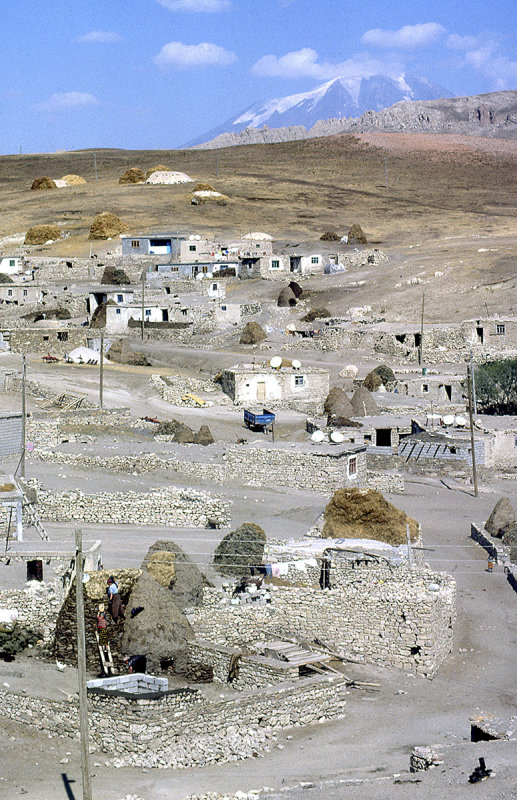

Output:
xmin=0 ymin=257 xmax=22 ymax=276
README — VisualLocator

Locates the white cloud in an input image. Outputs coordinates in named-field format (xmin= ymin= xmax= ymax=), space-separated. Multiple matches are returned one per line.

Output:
xmin=361 ymin=22 xmax=445 ymax=49
xmin=155 ymin=41 xmax=236 ymax=69
xmin=76 ymin=30 xmax=122 ymax=43
xmin=446 ymin=34 xmax=480 ymax=51
xmin=156 ymin=0 xmax=230 ymax=11
xmin=447 ymin=33 xmax=517 ymax=89
xmin=251 ymin=48 xmax=401 ymax=80
xmin=34 ymin=92 xmax=99 ymax=113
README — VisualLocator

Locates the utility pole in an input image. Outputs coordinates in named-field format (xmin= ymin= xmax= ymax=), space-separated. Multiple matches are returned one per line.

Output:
xmin=141 ymin=272 xmax=146 ymax=341
xmin=406 ymin=523 xmax=413 ymax=569
xmin=99 ymin=335 xmax=104 ymax=409
xmin=470 ymin=351 xmax=477 ymax=415
xmin=75 ymin=528 xmax=92 ymax=800
xmin=419 ymin=292 xmax=425 ymax=367
xmin=21 ymin=355 xmax=26 ymax=479
xmin=467 ymin=364 xmax=479 ymax=498
xmin=215 ymin=149 xmax=219 ymax=177
xmin=93 ymin=153 xmax=98 ymax=184
xmin=384 ymin=157 xmax=388 ymax=191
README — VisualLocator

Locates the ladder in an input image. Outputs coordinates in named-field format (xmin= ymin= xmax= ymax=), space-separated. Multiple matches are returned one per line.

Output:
xmin=23 ymin=500 xmax=49 ymax=541
xmin=95 ymin=630 xmax=115 ymax=676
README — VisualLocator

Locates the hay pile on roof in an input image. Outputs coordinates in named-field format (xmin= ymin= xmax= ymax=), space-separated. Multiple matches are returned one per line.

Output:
xmin=323 ymin=488 xmax=418 ymax=544
xmin=363 ymin=371 xmax=383 ymax=392
xmin=351 ymin=385 xmax=379 ymax=416
xmin=214 ymin=522 xmax=266 ymax=576
xmin=145 ymin=165 xmax=171 ymax=179
xmin=325 ymin=387 xmax=354 ymax=418
xmin=31 ymin=176 xmax=57 ymax=190
xmin=107 ymin=339 xmax=151 ymax=366
xmin=101 ymin=265 xmax=131 ymax=285
xmin=24 ymin=224 xmax=61 ymax=245
xmin=89 ymin=212 xmax=129 ymax=240
xmin=348 ymin=224 xmax=367 ymax=244
xmin=193 ymin=182 xmax=216 ymax=192
xmin=146 ymin=170 xmax=193 ymax=185
xmin=240 ymin=321 xmax=267 ymax=344
xmin=142 ymin=540 xmax=204 ymax=609
xmin=119 ymin=168 xmax=145 ymax=184
xmin=277 ymin=287 xmax=297 ymax=307
xmin=485 ymin=498 xmax=515 ymax=537
xmin=62 ymin=174 xmax=86 ymax=185
xmin=320 ymin=230 xmax=340 ymax=241
xmin=303 ymin=307 xmax=331 ymax=322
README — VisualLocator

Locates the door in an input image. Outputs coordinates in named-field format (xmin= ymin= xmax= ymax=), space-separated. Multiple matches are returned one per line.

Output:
xmin=256 ymin=382 xmax=266 ymax=402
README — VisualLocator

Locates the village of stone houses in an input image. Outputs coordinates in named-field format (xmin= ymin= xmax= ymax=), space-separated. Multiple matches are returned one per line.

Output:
xmin=0 ymin=144 xmax=516 ymax=800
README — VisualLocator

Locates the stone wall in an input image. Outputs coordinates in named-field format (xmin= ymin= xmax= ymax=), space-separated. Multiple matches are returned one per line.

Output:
xmin=186 ymin=640 xmax=300 ymax=690
xmin=0 ymin=673 xmax=346 ymax=768
xmin=7 ymin=328 xmax=90 ymax=356
xmin=186 ymin=562 xmax=456 ymax=677
xmin=0 ymin=579 xmax=67 ymax=644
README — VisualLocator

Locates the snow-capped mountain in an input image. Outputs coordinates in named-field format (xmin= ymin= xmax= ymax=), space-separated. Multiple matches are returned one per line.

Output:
xmin=187 ymin=74 xmax=452 ymax=146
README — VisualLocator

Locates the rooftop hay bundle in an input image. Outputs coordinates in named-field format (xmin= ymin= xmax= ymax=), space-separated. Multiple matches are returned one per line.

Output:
xmin=145 ymin=164 xmax=171 ymax=179
xmin=350 ymin=385 xmax=379 ymax=416
xmin=0 ymin=274 xmax=13 ymax=284
xmin=363 ymin=370 xmax=383 ymax=392
xmin=24 ymin=224 xmax=61 ymax=245
xmin=348 ymin=224 xmax=367 ymax=244
xmin=31 ymin=176 xmax=57 ymax=190
xmin=89 ymin=212 xmax=129 ymax=240
xmin=303 ymin=307 xmax=331 ymax=322
xmin=193 ymin=182 xmax=216 ymax=192
xmin=101 ymin=265 xmax=131 ymax=285
xmin=240 ymin=321 xmax=266 ymax=344
xmin=320 ymin=230 xmax=340 ymax=241
xmin=325 ymin=387 xmax=354 ymax=419
xmin=61 ymin=174 xmax=86 ymax=185
xmin=277 ymin=286 xmax=297 ymax=307
xmin=119 ymin=167 xmax=145 ymax=185
xmin=373 ymin=364 xmax=396 ymax=385
xmin=323 ymin=488 xmax=419 ymax=544
xmin=214 ymin=522 xmax=266 ymax=576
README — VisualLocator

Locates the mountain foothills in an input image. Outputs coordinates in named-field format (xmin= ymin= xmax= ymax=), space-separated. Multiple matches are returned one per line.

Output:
xmin=191 ymin=89 xmax=517 ymax=149
xmin=188 ymin=73 xmax=452 ymax=146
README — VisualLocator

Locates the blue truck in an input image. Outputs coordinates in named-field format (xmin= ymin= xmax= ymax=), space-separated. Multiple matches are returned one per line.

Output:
xmin=243 ymin=408 xmax=275 ymax=434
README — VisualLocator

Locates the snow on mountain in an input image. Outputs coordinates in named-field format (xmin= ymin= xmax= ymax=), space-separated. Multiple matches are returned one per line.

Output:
xmin=186 ymin=74 xmax=452 ymax=147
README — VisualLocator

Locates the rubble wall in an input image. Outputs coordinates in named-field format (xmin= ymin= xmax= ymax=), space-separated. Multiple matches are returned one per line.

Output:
xmin=7 ymin=328 xmax=89 ymax=356
xmin=0 ymin=581 xmax=66 ymax=644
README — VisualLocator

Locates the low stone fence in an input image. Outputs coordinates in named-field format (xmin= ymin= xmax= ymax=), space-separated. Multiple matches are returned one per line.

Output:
xmin=0 ymin=673 xmax=346 ymax=768
xmin=0 ymin=581 xmax=66 ymax=644
xmin=150 ymin=374 xmax=218 ymax=406
xmin=187 ymin=640 xmax=300 ymax=690
xmin=471 ymin=522 xmax=517 ymax=594
xmin=187 ymin=563 xmax=456 ymax=677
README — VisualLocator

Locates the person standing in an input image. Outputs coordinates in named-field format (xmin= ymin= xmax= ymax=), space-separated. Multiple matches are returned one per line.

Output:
xmin=106 ymin=577 xmax=125 ymax=622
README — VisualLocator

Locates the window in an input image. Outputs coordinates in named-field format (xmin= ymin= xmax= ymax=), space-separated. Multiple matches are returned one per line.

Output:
xmin=43 ymin=336 xmax=49 ymax=341
xmin=496 ymin=324 xmax=506 ymax=335
xmin=116 ymin=309 xmax=121 ymax=315
xmin=514 ymin=436 xmax=517 ymax=447
xmin=7 ymin=290 xmax=12 ymax=296
xmin=23 ymin=290 xmax=27 ymax=296
xmin=145 ymin=309 xmax=151 ymax=316
xmin=181 ymin=309 xmax=188 ymax=316
xmin=294 ymin=375 xmax=305 ymax=386
xmin=202 ymin=266 xmax=209 ymax=273
xmin=348 ymin=456 xmax=357 ymax=477
xmin=117 ymin=294 xmax=123 ymax=302
xmin=271 ymin=259 xmax=280 ymax=269
xmin=189 ymin=245 xmax=197 ymax=252
xmin=221 ymin=305 xmax=227 ymax=311
xmin=57 ymin=332 xmax=68 ymax=341
xmin=171 ymin=266 xmax=178 ymax=272
xmin=9 ymin=260 xmax=15 ymax=266
xmin=131 ymin=240 xmax=139 ymax=248
xmin=311 ymin=256 xmax=319 ymax=264
xmin=422 ymin=384 xmax=429 ymax=393
xmin=212 ymin=283 xmax=218 ymax=290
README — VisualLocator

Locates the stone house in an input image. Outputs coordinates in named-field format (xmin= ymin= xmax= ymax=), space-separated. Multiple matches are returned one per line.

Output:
xmin=0 ymin=285 xmax=42 ymax=306
xmin=121 ymin=233 xmax=185 ymax=257
xmin=220 ymin=363 xmax=330 ymax=412
xmin=0 ymin=256 xmax=22 ymax=276
xmin=477 ymin=416 xmax=517 ymax=469
xmin=395 ymin=374 xmax=465 ymax=403
xmin=87 ymin=287 xmax=134 ymax=315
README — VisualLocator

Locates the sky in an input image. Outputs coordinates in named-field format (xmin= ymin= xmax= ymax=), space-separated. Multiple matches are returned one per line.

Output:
xmin=1 ymin=0 xmax=516 ymax=154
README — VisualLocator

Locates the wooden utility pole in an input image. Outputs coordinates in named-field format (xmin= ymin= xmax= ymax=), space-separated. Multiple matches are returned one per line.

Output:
xmin=419 ymin=292 xmax=425 ymax=367
xmin=384 ymin=156 xmax=388 ymax=191
xmin=406 ymin=523 xmax=413 ymax=569
xmin=467 ymin=364 xmax=479 ymax=498
xmin=21 ymin=355 xmax=26 ymax=478
xmin=141 ymin=272 xmax=145 ymax=341
xmin=470 ymin=351 xmax=477 ymax=415
xmin=99 ymin=335 xmax=104 ymax=409
xmin=75 ymin=528 xmax=92 ymax=800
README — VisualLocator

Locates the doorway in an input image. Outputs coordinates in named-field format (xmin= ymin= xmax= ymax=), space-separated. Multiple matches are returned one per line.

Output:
xmin=256 ymin=382 xmax=266 ymax=402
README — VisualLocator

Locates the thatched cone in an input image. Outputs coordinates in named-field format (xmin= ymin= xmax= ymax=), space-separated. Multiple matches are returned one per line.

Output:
xmin=320 ymin=230 xmax=340 ymax=241
xmin=145 ymin=165 xmax=171 ymax=179
xmin=325 ymin=387 xmax=354 ymax=418
xmin=277 ymin=287 xmax=297 ymax=307
xmin=62 ymin=174 xmax=86 ymax=185
xmin=24 ymin=224 xmax=61 ymax=245
xmin=193 ymin=425 xmax=215 ymax=446
xmin=193 ymin=182 xmax=216 ymax=192
xmin=31 ymin=176 xmax=56 ymax=190
xmin=323 ymin=488 xmax=419 ymax=544
xmin=89 ymin=212 xmax=129 ymax=239
xmin=351 ymin=385 xmax=379 ymax=416
xmin=348 ymin=224 xmax=367 ymax=244
xmin=240 ymin=321 xmax=266 ymax=344
xmin=363 ymin=371 xmax=383 ymax=392
xmin=214 ymin=522 xmax=266 ymax=576
xmin=101 ymin=266 xmax=131 ymax=285
xmin=119 ymin=168 xmax=145 ymax=184
xmin=146 ymin=550 xmax=176 ymax=589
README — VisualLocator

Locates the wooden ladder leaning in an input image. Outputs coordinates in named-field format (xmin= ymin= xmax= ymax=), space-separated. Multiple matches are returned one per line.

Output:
xmin=95 ymin=631 xmax=115 ymax=676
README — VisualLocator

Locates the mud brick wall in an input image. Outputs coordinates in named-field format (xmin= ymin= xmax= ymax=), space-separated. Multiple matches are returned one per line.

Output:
xmin=187 ymin=564 xmax=456 ymax=677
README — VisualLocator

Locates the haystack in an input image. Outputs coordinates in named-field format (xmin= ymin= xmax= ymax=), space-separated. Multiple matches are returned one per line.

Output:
xmin=0 ymin=274 xmax=13 ymax=284
xmin=348 ymin=224 xmax=367 ymax=244
xmin=119 ymin=168 xmax=145 ymax=184
xmin=24 ymin=224 xmax=61 ymax=245
xmin=101 ymin=265 xmax=131 ymax=285
xmin=193 ymin=182 xmax=216 ymax=192
xmin=145 ymin=165 xmax=171 ymax=179
xmin=193 ymin=425 xmax=215 ymax=446
xmin=277 ymin=287 xmax=297 ymax=307
xmin=363 ymin=371 xmax=383 ymax=392
xmin=485 ymin=498 xmax=515 ymax=537
xmin=214 ymin=522 xmax=266 ymax=576
xmin=107 ymin=339 xmax=151 ymax=366
xmin=351 ymin=385 xmax=379 ymax=416
xmin=323 ymin=488 xmax=418 ymax=544
xmin=324 ymin=387 xmax=354 ymax=418
xmin=90 ymin=301 xmax=114 ymax=328
xmin=89 ymin=212 xmax=129 ymax=240
xmin=62 ymin=174 xmax=86 ymax=185
xmin=320 ymin=230 xmax=340 ymax=241
xmin=373 ymin=364 xmax=395 ymax=384
xmin=303 ymin=307 xmax=331 ymax=322
xmin=155 ymin=419 xmax=196 ymax=443
xmin=240 ymin=321 xmax=266 ymax=344
xmin=142 ymin=540 xmax=204 ymax=609
xmin=31 ymin=176 xmax=57 ymax=190
xmin=146 ymin=551 xmax=176 ymax=589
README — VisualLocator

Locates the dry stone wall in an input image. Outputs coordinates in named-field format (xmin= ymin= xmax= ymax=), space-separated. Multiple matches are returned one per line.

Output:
xmin=0 ymin=580 xmax=66 ymax=644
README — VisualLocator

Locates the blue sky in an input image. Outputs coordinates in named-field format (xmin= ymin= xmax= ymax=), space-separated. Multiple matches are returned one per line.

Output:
xmin=1 ymin=0 xmax=515 ymax=153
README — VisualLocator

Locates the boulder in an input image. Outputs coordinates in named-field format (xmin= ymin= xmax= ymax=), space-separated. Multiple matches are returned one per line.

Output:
xmin=351 ymin=385 xmax=379 ymax=416
xmin=121 ymin=572 xmax=193 ymax=673
xmin=348 ymin=224 xmax=367 ymax=244
xmin=142 ymin=540 xmax=204 ymax=609
xmin=485 ymin=498 xmax=515 ymax=537
xmin=240 ymin=321 xmax=266 ymax=344
xmin=323 ymin=488 xmax=418 ymax=544
xmin=214 ymin=522 xmax=266 ymax=576
xmin=277 ymin=287 xmax=297 ymax=307
xmin=193 ymin=424 xmax=215 ymax=446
